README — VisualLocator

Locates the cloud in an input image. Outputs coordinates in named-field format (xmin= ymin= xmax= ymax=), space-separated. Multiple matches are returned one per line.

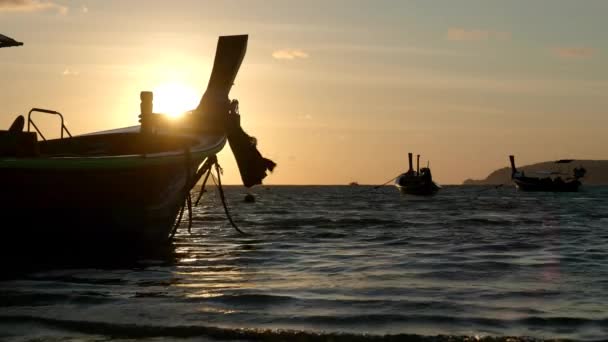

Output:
xmin=0 ymin=0 xmax=67 ymax=14
xmin=272 ymin=49 xmax=309 ymax=60
xmin=322 ymin=43 xmax=469 ymax=57
xmin=296 ymin=113 xmax=313 ymax=121
xmin=62 ymin=68 xmax=79 ymax=76
xmin=553 ymin=47 xmax=595 ymax=59
xmin=446 ymin=28 xmax=511 ymax=42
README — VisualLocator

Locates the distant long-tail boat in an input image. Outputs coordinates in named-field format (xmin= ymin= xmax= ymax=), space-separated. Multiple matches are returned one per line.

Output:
xmin=0 ymin=35 xmax=275 ymax=258
xmin=0 ymin=33 xmax=23 ymax=48
xmin=509 ymin=155 xmax=585 ymax=192
xmin=394 ymin=153 xmax=440 ymax=195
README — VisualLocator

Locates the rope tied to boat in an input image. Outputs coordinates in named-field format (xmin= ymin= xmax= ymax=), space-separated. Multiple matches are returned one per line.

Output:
xmin=212 ymin=160 xmax=247 ymax=235
xmin=168 ymin=155 xmax=247 ymax=241
xmin=168 ymin=147 xmax=195 ymax=240
xmin=184 ymin=147 xmax=193 ymax=234
xmin=194 ymin=156 xmax=217 ymax=206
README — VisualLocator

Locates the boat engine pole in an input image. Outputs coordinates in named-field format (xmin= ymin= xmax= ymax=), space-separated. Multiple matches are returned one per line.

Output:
xmin=408 ymin=153 xmax=413 ymax=173
xmin=509 ymin=155 xmax=517 ymax=176
xmin=417 ymin=154 xmax=420 ymax=175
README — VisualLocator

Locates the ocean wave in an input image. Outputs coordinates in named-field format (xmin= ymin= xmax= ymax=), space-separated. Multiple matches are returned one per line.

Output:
xmin=252 ymin=217 xmax=405 ymax=229
xmin=2 ymin=315 xmax=605 ymax=341
xmin=4 ymin=186 xmax=608 ymax=341
xmin=205 ymin=293 xmax=296 ymax=306
xmin=451 ymin=241 xmax=542 ymax=253
xmin=0 ymin=291 xmax=112 ymax=307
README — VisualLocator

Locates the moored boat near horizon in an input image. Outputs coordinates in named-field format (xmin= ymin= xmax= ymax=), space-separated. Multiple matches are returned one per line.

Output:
xmin=0 ymin=35 xmax=276 ymax=259
xmin=395 ymin=153 xmax=440 ymax=196
xmin=0 ymin=33 xmax=23 ymax=48
xmin=509 ymin=155 xmax=585 ymax=192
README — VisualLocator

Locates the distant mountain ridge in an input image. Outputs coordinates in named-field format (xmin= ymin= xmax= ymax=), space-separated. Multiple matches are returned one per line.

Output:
xmin=463 ymin=160 xmax=608 ymax=185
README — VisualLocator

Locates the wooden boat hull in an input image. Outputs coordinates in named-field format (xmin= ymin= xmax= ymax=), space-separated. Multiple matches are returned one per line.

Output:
xmin=0 ymin=133 xmax=225 ymax=258
xmin=395 ymin=175 xmax=440 ymax=196
xmin=513 ymin=177 xmax=581 ymax=192
xmin=395 ymin=182 xmax=440 ymax=196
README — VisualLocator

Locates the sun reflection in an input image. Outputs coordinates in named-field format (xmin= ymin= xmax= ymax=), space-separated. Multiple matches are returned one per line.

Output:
xmin=152 ymin=82 xmax=200 ymax=119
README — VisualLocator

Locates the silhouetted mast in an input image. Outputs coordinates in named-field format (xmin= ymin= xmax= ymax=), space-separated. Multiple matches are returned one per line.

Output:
xmin=509 ymin=155 xmax=517 ymax=175
xmin=408 ymin=153 xmax=413 ymax=172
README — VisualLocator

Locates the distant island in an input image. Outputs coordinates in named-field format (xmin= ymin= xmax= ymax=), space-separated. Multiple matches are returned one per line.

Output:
xmin=463 ymin=160 xmax=608 ymax=185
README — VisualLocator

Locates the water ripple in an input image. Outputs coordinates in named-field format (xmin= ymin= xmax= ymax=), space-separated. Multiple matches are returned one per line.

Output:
xmin=2 ymin=185 xmax=608 ymax=341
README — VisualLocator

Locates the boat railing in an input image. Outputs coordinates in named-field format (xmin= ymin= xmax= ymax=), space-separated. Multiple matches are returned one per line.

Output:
xmin=27 ymin=108 xmax=72 ymax=141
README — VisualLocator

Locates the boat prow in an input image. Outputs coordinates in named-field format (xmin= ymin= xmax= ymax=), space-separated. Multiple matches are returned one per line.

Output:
xmin=0 ymin=35 xmax=275 ymax=260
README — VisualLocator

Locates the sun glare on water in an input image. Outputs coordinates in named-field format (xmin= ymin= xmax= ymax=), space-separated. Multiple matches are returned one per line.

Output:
xmin=152 ymin=82 xmax=201 ymax=119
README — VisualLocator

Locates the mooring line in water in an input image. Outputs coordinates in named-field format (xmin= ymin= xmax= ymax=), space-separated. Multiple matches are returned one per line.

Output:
xmin=169 ymin=155 xmax=247 ymax=240
xmin=168 ymin=190 xmax=196 ymax=240
xmin=184 ymin=147 xmax=193 ymax=235
xmin=168 ymin=149 xmax=195 ymax=241
xmin=470 ymin=184 xmax=505 ymax=200
xmin=194 ymin=164 xmax=213 ymax=206
xmin=169 ymin=152 xmax=207 ymax=241
xmin=477 ymin=184 xmax=505 ymax=193
xmin=186 ymin=193 xmax=193 ymax=234
xmin=168 ymin=202 xmax=186 ymax=240
xmin=212 ymin=161 xmax=247 ymax=235
xmin=373 ymin=173 xmax=402 ymax=189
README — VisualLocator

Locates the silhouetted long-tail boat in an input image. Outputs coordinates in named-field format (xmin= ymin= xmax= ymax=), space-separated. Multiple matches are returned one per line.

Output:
xmin=394 ymin=153 xmax=440 ymax=195
xmin=509 ymin=155 xmax=585 ymax=192
xmin=0 ymin=35 xmax=275 ymax=257
xmin=0 ymin=33 xmax=23 ymax=48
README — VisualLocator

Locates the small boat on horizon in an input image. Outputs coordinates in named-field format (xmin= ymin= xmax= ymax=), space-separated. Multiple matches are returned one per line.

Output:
xmin=395 ymin=153 xmax=440 ymax=196
xmin=0 ymin=35 xmax=275 ymax=259
xmin=509 ymin=155 xmax=585 ymax=192
xmin=0 ymin=33 xmax=23 ymax=49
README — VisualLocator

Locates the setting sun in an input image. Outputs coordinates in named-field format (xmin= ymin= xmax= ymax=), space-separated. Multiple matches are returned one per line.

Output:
xmin=152 ymin=82 xmax=200 ymax=119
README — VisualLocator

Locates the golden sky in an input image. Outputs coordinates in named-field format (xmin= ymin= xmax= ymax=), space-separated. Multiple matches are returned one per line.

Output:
xmin=1 ymin=0 xmax=607 ymax=184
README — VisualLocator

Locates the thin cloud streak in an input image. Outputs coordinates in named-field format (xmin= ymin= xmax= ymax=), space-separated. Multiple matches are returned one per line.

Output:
xmin=314 ymin=43 xmax=469 ymax=57
xmin=0 ymin=0 xmax=67 ymax=14
xmin=272 ymin=49 xmax=309 ymax=60
xmin=62 ymin=68 xmax=79 ymax=76
xmin=554 ymin=47 xmax=595 ymax=59
xmin=447 ymin=28 xmax=511 ymax=42
xmin=278 ymin=66 xmax=607 ymax=97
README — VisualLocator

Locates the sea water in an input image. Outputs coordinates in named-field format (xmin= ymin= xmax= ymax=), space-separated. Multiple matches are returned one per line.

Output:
xmin=1 ymin=185 xmax=607 ymax=341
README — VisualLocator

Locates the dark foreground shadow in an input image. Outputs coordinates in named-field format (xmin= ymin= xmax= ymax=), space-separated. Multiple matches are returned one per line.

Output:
xmin=0 ymin=241 xmax=177 ymax=279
